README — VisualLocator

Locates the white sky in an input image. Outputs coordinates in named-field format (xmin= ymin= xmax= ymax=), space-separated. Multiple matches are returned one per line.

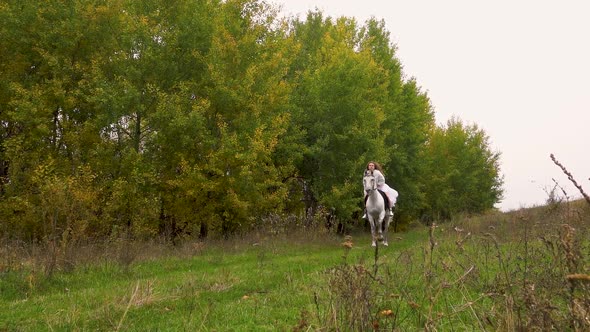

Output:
xmin=273 ymin=0 xmax=590 ymax=211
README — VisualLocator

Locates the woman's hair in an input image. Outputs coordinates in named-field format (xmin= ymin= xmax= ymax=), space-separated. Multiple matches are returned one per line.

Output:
xmin=366 ymin=161 xmax=384 ymax=172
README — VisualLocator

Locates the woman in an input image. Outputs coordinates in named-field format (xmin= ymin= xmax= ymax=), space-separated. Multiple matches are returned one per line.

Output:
xmin=363 ymin=161 xmax=398 ymax=217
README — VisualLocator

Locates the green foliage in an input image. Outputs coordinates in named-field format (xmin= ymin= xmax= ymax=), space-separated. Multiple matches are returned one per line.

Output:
xmin=422 ymin=117 xmax=504 ymax=220
xmin=0 ymin=0 xmax=504 ymax=239
xmin=0 ymin=156 xmax=101 ymax=241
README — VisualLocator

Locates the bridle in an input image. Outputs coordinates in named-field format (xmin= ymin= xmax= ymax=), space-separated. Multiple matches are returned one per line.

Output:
xmin=364 ymin=173 xmax=378 ymax=194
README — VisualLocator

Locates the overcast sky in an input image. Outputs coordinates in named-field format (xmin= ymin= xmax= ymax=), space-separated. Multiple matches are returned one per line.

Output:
xmin=273 ymin=0 xmax=590 ymax=211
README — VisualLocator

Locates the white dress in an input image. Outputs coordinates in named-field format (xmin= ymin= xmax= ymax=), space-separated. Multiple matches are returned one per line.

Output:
xmin=369 ymin=170 xmax=398 ymax=208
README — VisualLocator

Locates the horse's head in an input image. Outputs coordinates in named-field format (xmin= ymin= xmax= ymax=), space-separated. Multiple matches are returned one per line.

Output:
xmin=363 ymin=173 xmax=377 ymax=195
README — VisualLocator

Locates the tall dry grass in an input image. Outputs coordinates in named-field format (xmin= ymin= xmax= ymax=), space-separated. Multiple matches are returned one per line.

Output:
xmin=305 ymin=155 xmax=590 ymax=331
xmin=305 ymin=199 xmax=589 ymax=331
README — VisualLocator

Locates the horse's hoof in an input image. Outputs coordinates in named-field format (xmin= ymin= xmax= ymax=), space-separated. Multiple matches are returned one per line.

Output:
xmin=377 ymin=234 xmax=383 ymax=241
xmin=383 ymin=242 xmax=388 ymax=246
xmin=371 ymin=242 xmax=377 ymax=247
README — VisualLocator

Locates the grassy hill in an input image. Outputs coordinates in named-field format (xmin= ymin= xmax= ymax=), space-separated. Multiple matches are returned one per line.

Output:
xmin=1 ymin=200 xmax=589 ymax=331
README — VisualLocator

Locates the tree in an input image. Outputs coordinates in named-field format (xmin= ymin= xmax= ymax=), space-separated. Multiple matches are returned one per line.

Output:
xmin=289 ymin=15 xmax=391 ymax=223
xmin=358 ymin=18 xmax=435 ymax=223
xmin=0 ymin=0 xmax=505 ymax=241
xmin=0 ymin=0 xmax=135 ymax=238
xmin=162 ymin=0 xmax=297 ymax=235
xmin=422 ymin=117 xmax=503 ymax=220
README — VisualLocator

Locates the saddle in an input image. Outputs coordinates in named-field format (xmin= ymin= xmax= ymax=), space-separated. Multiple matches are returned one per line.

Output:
xmin=364 ymin=189 xmax=391 ymax=210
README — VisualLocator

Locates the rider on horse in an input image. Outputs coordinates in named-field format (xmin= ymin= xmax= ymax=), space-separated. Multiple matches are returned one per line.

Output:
xmin=362 ymin=161 xmax=398 ymax=218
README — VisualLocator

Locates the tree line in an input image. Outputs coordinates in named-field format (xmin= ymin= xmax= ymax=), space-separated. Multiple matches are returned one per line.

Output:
xmin=0 ymin=0 xmax=503 ymax=241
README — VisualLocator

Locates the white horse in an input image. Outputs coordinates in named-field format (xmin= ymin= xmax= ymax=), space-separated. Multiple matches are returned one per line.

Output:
xmin=363 ymin=172 xmax=391 ymax=247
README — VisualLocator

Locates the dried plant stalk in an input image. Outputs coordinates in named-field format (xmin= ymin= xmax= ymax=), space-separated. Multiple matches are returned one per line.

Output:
xmin=550 ymin=154 xmax=590 ymax=206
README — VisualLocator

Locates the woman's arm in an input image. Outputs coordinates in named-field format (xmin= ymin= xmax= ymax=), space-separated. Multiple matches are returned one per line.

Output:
xmin=373 ymin=170 xmax=386 ymax=186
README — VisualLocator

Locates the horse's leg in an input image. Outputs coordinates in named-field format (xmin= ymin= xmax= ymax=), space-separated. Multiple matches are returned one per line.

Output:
xmin=376 ymin=218 xmax=383 ymax=241
xmin=368 ymin=216 xmax=377 ymax=247
xmin=382 ymin=216 xmax=390 ymax=246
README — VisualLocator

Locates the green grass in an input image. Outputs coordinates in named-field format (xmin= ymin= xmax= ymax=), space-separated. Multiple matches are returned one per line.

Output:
xmin=0 ymin=230 xmax=427 ymax=331
xmin=2 ymin=202 xmax=589 ymax=331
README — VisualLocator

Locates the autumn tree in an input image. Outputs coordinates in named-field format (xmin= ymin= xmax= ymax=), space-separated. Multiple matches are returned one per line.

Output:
xmin=0 ymin=0 xmax=504 ymax=240
xmin=0 ymin=0 xmax=137 ymax=238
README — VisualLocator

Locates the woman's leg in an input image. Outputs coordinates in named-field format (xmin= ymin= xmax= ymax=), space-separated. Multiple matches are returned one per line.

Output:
xmin=385 ymin=191 xmax=395 ymax=215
